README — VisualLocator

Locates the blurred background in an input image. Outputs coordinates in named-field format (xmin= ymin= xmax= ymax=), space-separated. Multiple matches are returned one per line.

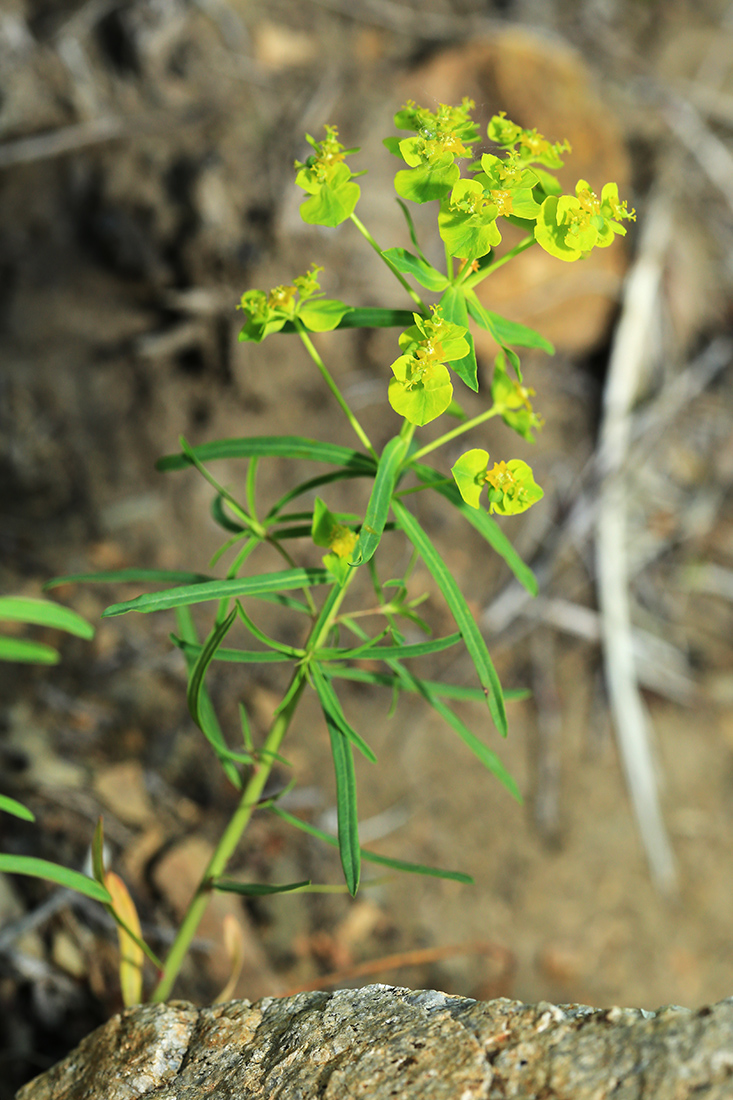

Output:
xmin=2 ymin=0 xmax=733 ymax=1093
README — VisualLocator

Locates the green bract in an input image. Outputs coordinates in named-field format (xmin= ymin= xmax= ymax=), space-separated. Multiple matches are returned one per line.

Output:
xmin=312 ymin=497 xmax=357 ymax=583
xmin=388 ymin=308 xmax=471 ymax=425
xmin=438 ymin=178 xmax=502 ymax=261
xmin=294 ymin=125 xmax=361 ymax=226
xmin=475 ymin=154 xmax=542 ymax=220
xmin=487 ymin=111 xmax=571 ymax=170
xmin=451 ymin=448 xmax=490 ymax=509
xmin=389 ymin=98 xmax=478 ymax=204
xmin=452 ymin=451 xmax=543 ymax=516
xmin=491 ymin=354 xmax=544 ymax=442
xmin=238 ymin=264 xmax=351 ymax=342
xmin=389 ymin=356 xmax=453 ymax=426
xmin=535 ymin=179 xmax=636 ymax=262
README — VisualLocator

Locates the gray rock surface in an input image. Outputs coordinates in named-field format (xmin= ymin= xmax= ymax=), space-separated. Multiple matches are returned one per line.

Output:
xmin=15 ymin=985 xmax=733 ymax=1099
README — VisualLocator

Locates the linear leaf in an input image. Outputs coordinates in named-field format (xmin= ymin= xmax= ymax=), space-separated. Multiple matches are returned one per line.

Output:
xmin=156 ymin=436 xmax=376 ymax=472
xmin=392 ymin=501 xmax=507 ymax=736
xmin=325 ymin=714 xmax=360 ymax=896
xmin=212 ymin=495 xmax=246 ymax=533
xmin=400 ymin=669 xmax=520 ymax=801
xmin=396 ymin=199 xmax=430 ymax=263
xmin=317 ymin=632 xmax=461 ymax=662
xmin=0 ymin=795 xmax=35 ymax=821
xmin=270 ymin=807 xmax=472 ymax=884
xmin=102 ymin=569 xmax=331 ymax=617
xmin=0 ymin=855 xmax=112 ymax=903
xmin=0 ymin=637 xmax=59 ymax=664
xmin=326 ymin=665 xmax=529 ymax=703
xmin=91 ymin=817 xmax=106 ymax=884
xmin=266 ymin=469 xmax=374 ymax=521
xmin=212 ymin=878 xmax=311 ymax=896
xmin=279 ymin=308 xmax=415 ymax=334
xmin=44 ymin=569 xmax=212 ymax=591
xmin=352 ymin=435 xmax=408 ymax=566
xmin=411 ymin=464 xmax=538 ymax=596
xmin=176 ymin=607 xmax=242 ymax=789
xmin=352 ymin=849 xmax=472 ymax=884
xmin=171 ymin=637 xmax=293 ymax=664
xmin=431 ymin=695 xmax=520 ymax=800
xmin=465 ymin=292 xmax=554 ymax=353
xmin=0 ymin=597 xmax=94 ymax=639
xmin=311 ymin=665 xmax=377 ymax=763
xmin=187 ymin=609 xmax=237 ymax=730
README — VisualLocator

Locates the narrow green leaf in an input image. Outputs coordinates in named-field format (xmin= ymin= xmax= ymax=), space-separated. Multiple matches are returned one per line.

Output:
xmin=187 ymin=609 xmax=237 ymax=730
xmin=0 ymin=637 xmax=59 ymax=664
xmin=102 ymin=569 xmax=331 ymax=617
xmin=45 ymin=568 xmax=212 ymax=591
xmin=269 ymin=807 xmax=472 ymax=884
xmin=211 ymin=495 xmax=246 ymax=533
xmin=156 ymin=436 xmax=375 ymax=473
xmin=399 ymin=668 xmax=520 ymax=801
xmin=91 ymin=817 xmax=106 ymax=883
xmin=0 ymin=855 xmax=112 ymax=904
xmin=318 ymin=632 xmax=461 ymax=662
xmin=392 ymin=501 xmax=507 ymax=736
xmin=437 ymin=288 xmax=478 ymax=392
xmin=396 ymin=199 xmax=430 ymax=263
xmin=311 ymin=664 xmax=377 ymax=763
xmin=266 ymin=470 xmax=374 ymax=522
xmin=326 ymin=715 xmax=360 ymax=896
xmin=429 ymin=692 xmax=521 ymax=800
xmin=171 ymin=637 xmax=293 ymax=664
xmin=352 ymin=849 xmax=472 ymax=884
xmin=412 ymin=464 xmax=538 ymax=596
xmin=212 ymin=878 xmax=311 ymax=896
xmin=0 ymin=597 xmax=94 ymax=639
xmin=176 ymin=607 xmax=242 ymax=789
xmin=327 ymin=665 xmax=529 ymax=703
xmin=465 ymin=292 xmax=554 ymax=353
xmin=381 ymin=248 xmax=449 ymax=291
xmin=352 ymin=435 xmax=408 ymax=566
xmin=0 ymin=795 xmax=35 ymax=822
xmin=279 ymin=308 xmax=415 ymax=335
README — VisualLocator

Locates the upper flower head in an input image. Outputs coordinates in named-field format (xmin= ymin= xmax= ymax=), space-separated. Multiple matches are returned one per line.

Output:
xmin=534 ymin=179 xmax=636 ymax=261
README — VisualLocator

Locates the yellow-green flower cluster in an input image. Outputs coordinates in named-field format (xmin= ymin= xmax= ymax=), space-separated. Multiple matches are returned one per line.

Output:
xmin=451 ymin=448 xmax=543 ymax=515
xmin=388 ymin=308 xmax=470 ymax=426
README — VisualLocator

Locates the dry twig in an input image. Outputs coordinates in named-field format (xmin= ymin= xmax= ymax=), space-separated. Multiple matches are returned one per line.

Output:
xmin=595 ymin=193 xmax=678 ymax=894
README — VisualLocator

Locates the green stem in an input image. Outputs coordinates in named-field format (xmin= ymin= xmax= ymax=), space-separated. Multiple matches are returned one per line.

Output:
xmin=149 ymin=572 xmax=357 ymax=1003
xmin=462 ymin=236 xmax=535 ymax=289
xmin=406 ymin=405 xmax=502 ymax=466
xmin=349 ymin=213 xmax=429 ymax=314
xmin=294 ymin=320 xmax=377 ymax=461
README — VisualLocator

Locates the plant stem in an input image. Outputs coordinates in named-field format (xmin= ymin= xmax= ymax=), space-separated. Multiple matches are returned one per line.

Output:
xmin=295 ymin=321 xmax=377 ymax=460
xmin=349 ymin=213 xmax=429 ymax=314
xmin=462 ymin=235 xmax=535 ymax=288
xmin=149 ymin=572 xmax=356 ymax=1003
xmin=406 ymin=405 xmax=502 ymax=466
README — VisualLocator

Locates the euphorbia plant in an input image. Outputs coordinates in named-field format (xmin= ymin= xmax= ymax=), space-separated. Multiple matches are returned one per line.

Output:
xmin=4 ymin=99 xmax=633 ymax=1005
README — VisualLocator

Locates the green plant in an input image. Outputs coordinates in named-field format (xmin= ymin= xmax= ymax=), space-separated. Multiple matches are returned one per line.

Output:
xmin=3 ymin=100 xmax=633 ymax=1005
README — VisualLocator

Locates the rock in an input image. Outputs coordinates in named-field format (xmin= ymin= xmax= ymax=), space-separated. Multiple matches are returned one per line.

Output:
xmin=16 ymin=985 xmax=733 ymax=1100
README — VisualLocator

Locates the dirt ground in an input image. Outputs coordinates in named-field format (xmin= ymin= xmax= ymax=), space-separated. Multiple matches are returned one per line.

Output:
xmin=3 ymin=0 xmax=733 ymax=1093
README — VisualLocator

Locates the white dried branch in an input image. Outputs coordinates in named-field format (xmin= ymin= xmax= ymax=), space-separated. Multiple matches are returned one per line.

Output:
xmin=595 ymin=194 xmax=678 ymax=894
